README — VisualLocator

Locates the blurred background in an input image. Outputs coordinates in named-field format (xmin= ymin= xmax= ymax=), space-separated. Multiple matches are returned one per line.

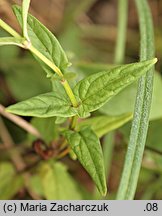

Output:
xmin=0 ymin=0 xmax=162 ymax=200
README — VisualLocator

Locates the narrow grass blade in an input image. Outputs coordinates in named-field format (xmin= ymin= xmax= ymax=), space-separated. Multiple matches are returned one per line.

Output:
xmin=117 ymin=0 xmax=156 ymax=200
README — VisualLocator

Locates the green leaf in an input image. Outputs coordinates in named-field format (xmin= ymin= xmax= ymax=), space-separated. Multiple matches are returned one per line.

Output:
xmin=0 ymin=37 xmax=24 ymax=47
xmin=28 ymin=175 xmax=44 ymax=197
xmin=100 ymin=72 xmax=162 ymax=120
xmin=65 ymin=127 xmax=107 ymax=196
xmin=6 ymin=92 xmax=77 ymax=118
xmin=78 ymin=113 xmax=132 ymax=138
xmin=28 ymin=117 xmax=58 ymax=143
xmin=73 ymin=59 xmax=157 ymax=117
xmin=0 ymin=162 xmax=24 ymax=199
xmin=64 ymin=72 xmax=77 ymax=80
xmin=117 ymin=0 xmax=156 ymax=200
xmin=39 ymin=161 xmax=82 ymax=199
xmin=13 ymin=6 xmax=70 ymax=77
xmin=100 ymin=83 xmax=137 ymax=116
xmin=22 ymin=0 xmax=30 ymax=40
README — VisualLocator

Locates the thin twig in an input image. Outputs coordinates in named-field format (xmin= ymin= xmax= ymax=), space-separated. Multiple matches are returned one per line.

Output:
xmin=0 ymin=117 xmax=25 ymax=171
xmin=0 ymin=104 xmax=41 ymax=138
xmin=0 ymin=117 xmax=41 ymax=199
xmin=57 ymin=147 xmax=70 ymax=159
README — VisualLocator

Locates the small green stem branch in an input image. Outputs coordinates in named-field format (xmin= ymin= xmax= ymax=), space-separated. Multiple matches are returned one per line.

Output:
xmin=57 ymin=147 xmax=71 ymax=159
xmin=29 ymin=45 xmax=63 ymax=77
xmin=117 ymin=0 xmax=155 ymax=200
xmin=29 ymin=46 xmax=78 ymax=107
xmin=0 ymin=19 xmax=78 ymax=108
xmin=61 ymin=80 xmax=78 ymax=108
xmin=0 ymin=19 xmax=21 ymax=38
xmin=29 ymin=46 xmax=78 ymax=108
xmin=114 ymin=0 xmax=128 ymax=64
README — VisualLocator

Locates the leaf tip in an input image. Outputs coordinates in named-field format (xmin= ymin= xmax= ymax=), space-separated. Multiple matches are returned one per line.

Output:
xmin=101 ymin=187 xmax=107 ymax=197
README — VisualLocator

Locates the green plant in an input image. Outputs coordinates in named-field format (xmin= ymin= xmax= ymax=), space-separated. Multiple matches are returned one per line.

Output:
xmin=0 ymin=0 xmax=157 ymax=199
xmin=117 ymin=0 xmax=156 ymax=200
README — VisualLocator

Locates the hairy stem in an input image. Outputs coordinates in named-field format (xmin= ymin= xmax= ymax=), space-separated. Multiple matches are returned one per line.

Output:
xmin=117 ymin=0 xmax=155 ymax=200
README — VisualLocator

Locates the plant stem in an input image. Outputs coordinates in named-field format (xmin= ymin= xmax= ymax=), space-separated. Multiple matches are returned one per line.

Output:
xmin=114 ymin=0 xmax=128 ymax=64
xmin=0 ymin=104 xmax=41 ymax=138
xmin=61 ymin=80 xmax=78 ymax=108
xmin=57 ymin=147 xmax=71 ymax=159
xmin=0 ymin=19 xmax=21 ymax=38
xmin=117 ymin=0 xmax=155 ymax=200
xmin=29 ymin=45 xmax=63 ymax=77
xmin=30 ymin=46 xmax=78 ymax=107
xmin=70 ymin=115 xmax=78 ymax=130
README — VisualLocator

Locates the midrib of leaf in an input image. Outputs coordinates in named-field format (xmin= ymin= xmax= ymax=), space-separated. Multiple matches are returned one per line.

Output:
xmin=81 ymin=66 xmax=128 ymax=99
xmin=80 ymin=134 xmax=103 ymax=186
xmin=77 ymin=63 xmax=149 ymax=105
xmin=117 ymin=0 xmax=155 ymax=200
xmin=67 ymin=128 xmax=106 ymax=195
